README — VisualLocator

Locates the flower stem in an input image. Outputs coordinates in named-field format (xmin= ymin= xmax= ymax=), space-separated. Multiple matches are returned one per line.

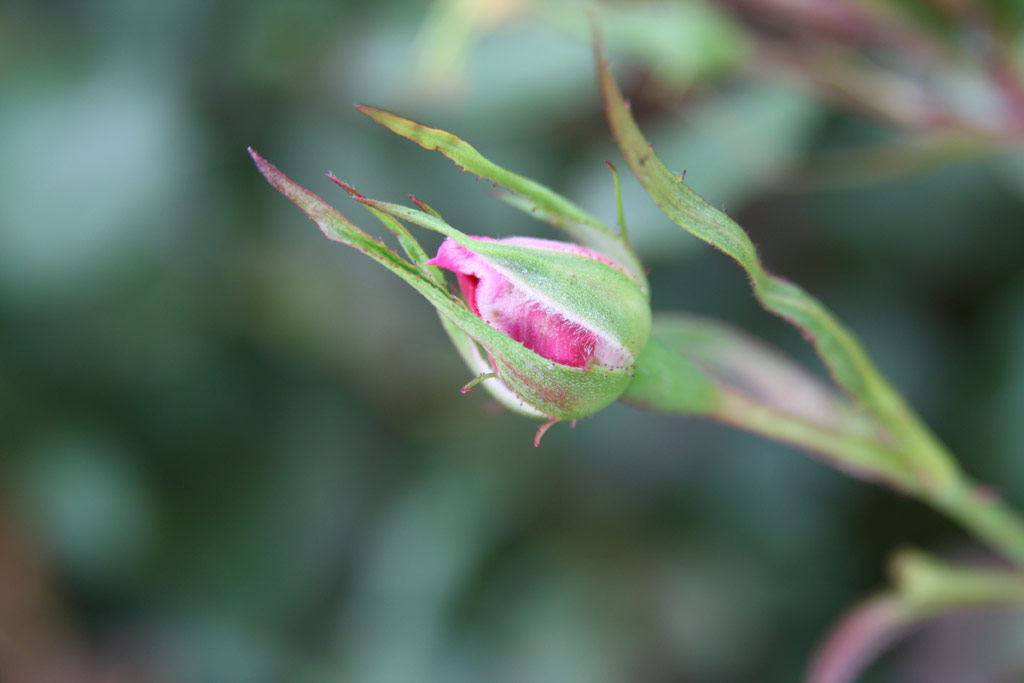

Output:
xmin=869 ymin=391 xmax=1024 ymax=569
xmin=712 ymin=391 xmax=918 ymax=492
xmin=625 ymin=316 xmax=1024 ymax=570
xmin=721 ymin=390 xmax=1024 ymax=569
xmin=922 ymin=476 xmax=1024 ymax=569
xmin=723 ymin=391 xmax=1024 ymax=569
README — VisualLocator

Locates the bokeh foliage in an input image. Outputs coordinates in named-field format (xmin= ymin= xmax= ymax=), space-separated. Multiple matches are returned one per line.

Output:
xmin=2 ymin=0 xmax=1024 ymax=681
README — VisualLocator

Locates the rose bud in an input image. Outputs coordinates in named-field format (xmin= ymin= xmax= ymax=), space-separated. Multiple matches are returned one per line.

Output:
xmin=426 ymin=234 xmax=651 ymax=441
xmin=248 ymin=145 xmax=649 ymax=446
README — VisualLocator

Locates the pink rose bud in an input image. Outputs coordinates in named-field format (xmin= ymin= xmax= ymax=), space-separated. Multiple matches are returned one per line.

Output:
xmin=248 ymin=146 xmax=650 ymax=445
xmin=426 ymin=235 xmax=651 ymax=433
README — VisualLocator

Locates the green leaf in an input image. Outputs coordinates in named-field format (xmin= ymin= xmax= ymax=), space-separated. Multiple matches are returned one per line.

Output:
xmin=249 ymin=148 xmax=423 ymax=283
xmin=355 ymin=104 xmax=648 ymax=293
xmin=622 ymin=314 xmax=916 ymax=490
xmin=596 ymin=48 xmax=959 ymax=493
xmin=325 ymin=173 xmax=445 ymax=287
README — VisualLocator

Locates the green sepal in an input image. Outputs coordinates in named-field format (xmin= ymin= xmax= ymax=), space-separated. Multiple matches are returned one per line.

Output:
xmin=356 ymin=104 xmax=649 ymax=296
xmin=437 ymin=314 xmax=544 ymax=418
xmin=354 ymin=196 xmax=651 ymax=366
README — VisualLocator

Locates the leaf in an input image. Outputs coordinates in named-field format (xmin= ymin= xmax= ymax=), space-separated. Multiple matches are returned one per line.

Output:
xmin=622 ymin=314 xmax=916 ymax=489
xmin=595 ymin=46 xmax=958 ymax=493
xmin=568 ymin=82 xmax=821 ymax=262
xmin=249 ymin=148 xmax=422 ymax=282
xmin=326 ymin=173 xmax=445 ymax=287
xmin=355 ymin=104 xmax=648 ymax=293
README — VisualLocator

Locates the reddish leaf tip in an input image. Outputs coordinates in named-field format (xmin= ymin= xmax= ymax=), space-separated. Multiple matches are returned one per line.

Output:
xmin=247 ymin=146 xmax=270 ymax=171
xmin=534 ymin=417 xmax=559 ymax=447
xmin=247 ymin=147 xmax=289 ymax=191
xmin=326 ymin=173 xmax=364 ymax=198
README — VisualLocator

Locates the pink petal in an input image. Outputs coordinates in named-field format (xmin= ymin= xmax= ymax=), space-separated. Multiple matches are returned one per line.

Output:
xmin=428 ymin=237 xmax=611 ymax=369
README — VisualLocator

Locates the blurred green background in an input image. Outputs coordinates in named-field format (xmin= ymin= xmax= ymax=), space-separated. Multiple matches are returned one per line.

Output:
xmin=3 ymin=0 xmax=1024 ymax=681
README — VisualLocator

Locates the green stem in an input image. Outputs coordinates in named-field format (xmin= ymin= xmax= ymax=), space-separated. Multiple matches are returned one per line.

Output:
xmin=713 ymin=391 xmax=918 ymax=492
xmin=728 ymin=393 xmax=1024 ymax=569
xmin=625 ymin=320 xmax=1024 ymax=570
xmin=874 ymin=393 xmax=1024 ymax=569
xmin=720 ymin=387 xmax=1024 ymax=569
xmin=723 ymin=389 xmax=1024 ymax=569
xmin=922 ymin=476 xmax=1024 ymax=570
xmin=894 ymin=549 xmax=1024 ymax=610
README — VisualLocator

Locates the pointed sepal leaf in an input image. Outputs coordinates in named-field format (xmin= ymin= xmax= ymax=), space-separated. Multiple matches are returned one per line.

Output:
xmin=356 ymin=104 xmax=648 ymax=294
